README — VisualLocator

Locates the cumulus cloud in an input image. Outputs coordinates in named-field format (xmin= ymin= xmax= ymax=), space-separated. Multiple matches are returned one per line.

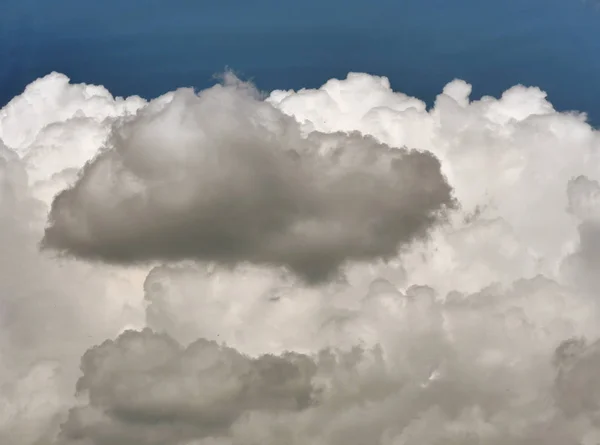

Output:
xmin=54 ymin=277 xmax=600 ymax=445
xmin=2 ymin=70 xmax=600 ymax=445
xmin=59 ymin=329 xmax=317 ymax=445
xmin=41 ymin=77 xmax=453 ymax=283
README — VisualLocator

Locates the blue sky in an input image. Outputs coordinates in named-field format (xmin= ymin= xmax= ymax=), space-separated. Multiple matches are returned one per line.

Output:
xmin=2 ymin=0 xmax=599 ymax=124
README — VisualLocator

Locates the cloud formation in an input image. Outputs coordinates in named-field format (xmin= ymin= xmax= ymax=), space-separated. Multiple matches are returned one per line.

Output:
xmin=55 ymin=277 xmax=600 ymax=445
xmin=59 ymin=329 xmax=317 ymax=445
xmin=2 ymin=71 xmax=600 ymax=445
xmin=41 ymin=77 xmax=453 ymax=283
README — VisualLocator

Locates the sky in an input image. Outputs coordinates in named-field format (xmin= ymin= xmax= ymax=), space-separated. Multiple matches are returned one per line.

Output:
xmin=4 ymin=2 xmax=600 ymax=445
xmin=2 ymin=0 xmax=600 ymax=125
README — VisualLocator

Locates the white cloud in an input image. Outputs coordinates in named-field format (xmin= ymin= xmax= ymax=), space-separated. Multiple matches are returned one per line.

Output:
xmin=1 ymin=70 xmax=600 ymax=444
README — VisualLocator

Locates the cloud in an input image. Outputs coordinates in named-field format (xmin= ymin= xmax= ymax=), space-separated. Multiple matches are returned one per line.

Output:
xmin=55 ymin=277 xmax=600 ymax=445
xmin=59 ymin=329 xmax=317 ymax=445
xmin=41 ymin=77 xmax=454 ymax=283
xmin=1 ymin=70 xmax=600 ymax=444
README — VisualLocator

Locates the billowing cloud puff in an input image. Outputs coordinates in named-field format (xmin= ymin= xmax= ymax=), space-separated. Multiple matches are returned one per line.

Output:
xmin=59 ymin=329 xmax=317 ymax=445
xmin=41 ymin=77 xmax=454 ymax=282
xmin=2 ymin=70 xmax=600 ymax=445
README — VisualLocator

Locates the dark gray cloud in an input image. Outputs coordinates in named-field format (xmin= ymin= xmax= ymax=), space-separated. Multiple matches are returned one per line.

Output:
xmin=42 ymin=79 xmax=454 ymax=282
xmin=58 ymin=329 xmax=317 ymax=445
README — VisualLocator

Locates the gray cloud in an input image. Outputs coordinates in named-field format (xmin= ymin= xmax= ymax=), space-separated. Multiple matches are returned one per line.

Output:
xmin=59 ymin=329 xmax=317 ymax=445
xmin=41 ymin=78 xmax=454 ymax=283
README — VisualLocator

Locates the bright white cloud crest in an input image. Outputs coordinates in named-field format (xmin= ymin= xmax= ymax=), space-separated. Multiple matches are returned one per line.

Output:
xmin=2 ymin=70 xmax=600 ymax=444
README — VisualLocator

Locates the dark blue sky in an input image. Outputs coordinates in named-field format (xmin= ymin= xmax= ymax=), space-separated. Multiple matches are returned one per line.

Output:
xmin=2 ymin=0 xmax=600 ymax=125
